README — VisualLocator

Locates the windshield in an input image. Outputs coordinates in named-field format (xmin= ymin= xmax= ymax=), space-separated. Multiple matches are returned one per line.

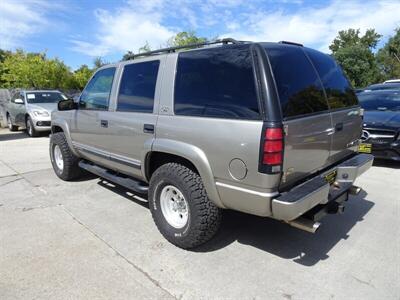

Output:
xmin=358 ymin=91 xmax=400 ymax=111
xmin=26 ymin=92 xmax=67 ymax=104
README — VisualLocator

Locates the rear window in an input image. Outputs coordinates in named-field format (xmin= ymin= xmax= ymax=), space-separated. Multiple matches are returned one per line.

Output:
xmin=117 ymin=60 xmax=160 ymax=113
xmin=174 ymin=45 xmax=261 ymax=120
xmin=264 ymin=44 xmax=328 ymax=119
xmin=304 ymin=48 xmax=358 ymax=109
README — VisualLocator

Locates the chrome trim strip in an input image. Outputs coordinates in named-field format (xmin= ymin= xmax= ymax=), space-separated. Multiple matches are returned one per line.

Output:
xmin=216 ymin=181 xmax=279 ymax=198
xmin=72 ymin=142 xmax=141 ymax=169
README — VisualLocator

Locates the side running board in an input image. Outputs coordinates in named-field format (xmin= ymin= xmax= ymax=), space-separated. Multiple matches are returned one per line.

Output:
xmin=79 ymin=160 xmax=149 ymax=194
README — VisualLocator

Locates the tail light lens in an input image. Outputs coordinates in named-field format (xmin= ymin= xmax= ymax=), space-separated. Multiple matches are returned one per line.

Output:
xmin=261 ymin=127 xmax=284 ymax=172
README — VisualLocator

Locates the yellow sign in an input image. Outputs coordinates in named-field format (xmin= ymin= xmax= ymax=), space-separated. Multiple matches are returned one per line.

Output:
xmin=358 ymin=143 xmax=372 ymax=153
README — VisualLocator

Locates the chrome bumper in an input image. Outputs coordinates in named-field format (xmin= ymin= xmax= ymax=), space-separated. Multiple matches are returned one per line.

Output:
xmin=271 ymin=154 xmax=374 ymax=221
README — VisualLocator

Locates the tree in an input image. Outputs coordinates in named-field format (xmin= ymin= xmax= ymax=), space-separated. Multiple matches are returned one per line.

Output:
xmin=376 ymin=28 xmax=400 ymax=80
xmin=329 ymin=29 xmax=382 ymax=87
xmin=93 ymin=57 xmax=107 ymax=69
xmin=167 ymin=31 xmax=207 ymax=47
xmin=138 ymin=41 xmax=151 ymax=53
xmin=72 ymin=64 xmax=93 ymax=90
xmin=0 ymin=49 xmax=74 ymax=89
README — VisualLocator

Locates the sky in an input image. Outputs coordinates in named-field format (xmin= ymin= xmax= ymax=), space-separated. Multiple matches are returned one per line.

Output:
xmin=0 ymin=0 xmax=399 ymax=70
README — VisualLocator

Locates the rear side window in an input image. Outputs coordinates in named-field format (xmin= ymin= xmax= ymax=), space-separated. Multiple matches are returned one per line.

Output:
xmin=117 ymin=60 xmax=160 ymax=113
xmin=264 ymin=44 xmax=328 ymax=119
xmin=174 ymin=45 xmax=261 ymax=120
xmin=305 ymin=48 xmax=358 ymax=109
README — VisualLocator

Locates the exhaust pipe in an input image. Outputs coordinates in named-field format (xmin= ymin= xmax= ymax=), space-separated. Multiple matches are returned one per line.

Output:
xmin=349 ymin=185 xmax=362 ymax=195
xmin=287 ymin=217 xmax=321 ymax=234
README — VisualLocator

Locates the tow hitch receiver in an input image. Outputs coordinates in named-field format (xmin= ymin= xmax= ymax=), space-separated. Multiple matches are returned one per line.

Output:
xmin=288 ymin=192 xmax=349 ymax=233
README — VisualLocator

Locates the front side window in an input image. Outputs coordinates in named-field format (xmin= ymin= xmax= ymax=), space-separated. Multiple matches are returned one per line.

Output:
xmin=304 ymin=48 xmax=358 ymax=110
xmin=80 ymin=67 xmax=116 ymax=110
xmin=264 ymin=44 xmax=329 ymax=119
xmin=117 ymin=60 xmax=160 ymax=113
xmin=174 ymin=45 xmax=261 ymax=120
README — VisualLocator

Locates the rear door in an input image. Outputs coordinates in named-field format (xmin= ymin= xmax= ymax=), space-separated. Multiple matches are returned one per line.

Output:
xmin=103 ymin=58 xmax=163 ymax=178
xmin=264 ymin=44 xmax=333 ymax=189
xmin=304 ymin=48 xmax=362 ymax=163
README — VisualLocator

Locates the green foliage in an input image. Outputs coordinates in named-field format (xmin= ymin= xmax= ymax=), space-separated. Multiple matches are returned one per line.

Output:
xmin=93 ymin=57 xmax=107 ymax=69
xmin=73 ymin=64 xmax=93 ymax=90
xmin=330 ymin=29 xmax=382 ymax=88
xmin=138 ymin=41 xmax=151 ymax=53
xmin=0 ymin=49 xmax=74 ymax=90
xmin=167 ymin=31 xmax=207 ymax=47
xmin=376 ymin=28 xmax=400 ymax=80
xmin=0 ymin=49 xmax=97 ymax=91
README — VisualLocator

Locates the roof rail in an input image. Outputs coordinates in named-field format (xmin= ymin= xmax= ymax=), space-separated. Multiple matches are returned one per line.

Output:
xmin=126 ymin=38 xmax=241 ymax=60
xmin=279 ymin=41 xmax=303 ymax=47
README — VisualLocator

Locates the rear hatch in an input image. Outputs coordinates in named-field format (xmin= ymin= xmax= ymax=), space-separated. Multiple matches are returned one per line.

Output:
xmin=263 ymin=43 xmax=362 ymax=190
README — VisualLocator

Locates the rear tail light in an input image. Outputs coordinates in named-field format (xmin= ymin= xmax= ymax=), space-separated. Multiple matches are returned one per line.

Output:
xmin=259 ymin=127 xmax=284 ymax=173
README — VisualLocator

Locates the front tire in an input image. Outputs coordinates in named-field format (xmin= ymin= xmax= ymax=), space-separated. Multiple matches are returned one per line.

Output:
xmin=26 ymin=116 xmax=39 ymax=137
xmin=50 ymin=132 xmax=83 ymax=181
xmin=149 ymin=163 xmax=222 ymax=249
xmin=7 ymin=114 xmax=18 ymax=132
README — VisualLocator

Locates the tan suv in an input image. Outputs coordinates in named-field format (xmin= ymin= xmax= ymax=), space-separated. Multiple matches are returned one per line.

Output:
xmin=50 ymin=39 xmax=373 ymax=248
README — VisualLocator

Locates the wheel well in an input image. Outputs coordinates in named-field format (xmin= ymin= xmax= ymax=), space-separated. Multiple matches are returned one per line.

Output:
xmin=51 ymin=125 xmax=63 ymax=133
xmin=146 ymin=152 xmax=199 ymax=181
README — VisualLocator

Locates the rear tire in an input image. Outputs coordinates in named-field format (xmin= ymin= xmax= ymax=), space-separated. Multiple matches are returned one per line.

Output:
xmin=26 ymin=116 xmax=39 ymax=137
xmin=7 ymin=114 xmax=18 ymax=132
xmin=149 ymin=163 xmax=222 ymax=249
xmin=50 ymin=132 xmax=83 ymax=181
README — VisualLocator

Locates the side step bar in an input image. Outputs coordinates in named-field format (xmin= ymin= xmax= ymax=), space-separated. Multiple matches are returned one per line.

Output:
xmin=79 ymin=160 xmax=149 ymax=194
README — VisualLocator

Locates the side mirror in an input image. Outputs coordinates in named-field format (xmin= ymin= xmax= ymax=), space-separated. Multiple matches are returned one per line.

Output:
xmin=14 ymin=98 xmax=24 ymax=104
xmin=58 ymin=98 xmax=78 ymax=111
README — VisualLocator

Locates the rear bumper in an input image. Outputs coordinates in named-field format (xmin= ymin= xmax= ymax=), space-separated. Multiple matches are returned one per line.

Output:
xmin=271 ymin=154 xmax=374 ymax=221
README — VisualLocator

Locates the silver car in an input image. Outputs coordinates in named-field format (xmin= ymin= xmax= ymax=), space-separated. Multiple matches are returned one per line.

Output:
xmin=6 ymin=90 xmax=67 ymax=137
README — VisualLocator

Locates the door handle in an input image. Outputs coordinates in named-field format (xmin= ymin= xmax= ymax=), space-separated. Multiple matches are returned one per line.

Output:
xmin=100 ymin=120 xmax=108 ymax=128
xmin=143 ymin=124 xmax=154 ymax=133
xmin=335 ymin=122 xmax=343 ymax=131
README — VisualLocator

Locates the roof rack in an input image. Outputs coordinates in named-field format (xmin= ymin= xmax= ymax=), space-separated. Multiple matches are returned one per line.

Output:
xmin=126 ymin=38 xmax=241 ymax=60
xmin=279 ymin=41 xmax=303 ymax=47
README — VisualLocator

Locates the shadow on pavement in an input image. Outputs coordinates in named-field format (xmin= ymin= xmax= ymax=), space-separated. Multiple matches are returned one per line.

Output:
xmin=98 ymin=179 xmax=149 ymax=209
xmin=373 ymin=159 xmax=400 ymax=169
xmin=196 ymin=190 xmax=374 ymax=266
xmin=0 ymin=131 xmax=29 ymax=141
xmin=95 ymin=178 xmax=374 ymax=266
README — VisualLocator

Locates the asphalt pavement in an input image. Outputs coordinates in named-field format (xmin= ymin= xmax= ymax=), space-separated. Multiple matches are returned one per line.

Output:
xmin=0 ymin=128 xmax=399 ymax=299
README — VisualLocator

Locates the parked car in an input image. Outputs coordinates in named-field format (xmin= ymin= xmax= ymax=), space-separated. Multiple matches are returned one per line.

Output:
xmin=50 ymin=39 xmax=373 ymax=249
xmin=6 ymin=89 xmax=67 ymax=137
xmin=362 ymin=82 xmax=400 ymax=92
xmin=0 ymin=89 xmax=11 ymax=128
xmin=358 ymin=89 xmax=400 ymax=161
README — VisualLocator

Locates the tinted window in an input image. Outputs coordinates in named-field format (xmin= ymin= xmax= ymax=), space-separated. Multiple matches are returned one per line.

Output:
xmin=358 ymin=91 xmax=400 ymax=111
xmin=117 ymin=60 xmax=160 ymax=113
xmin=80 ymin=67 xmax=115 ymax=110
xmin=264 ymin=44 xmax=328 ymax=118
xmin=174 ymin=45 xmax=261 ymax=120
xmin=305 ymin=48 xmax=358 ymax=109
